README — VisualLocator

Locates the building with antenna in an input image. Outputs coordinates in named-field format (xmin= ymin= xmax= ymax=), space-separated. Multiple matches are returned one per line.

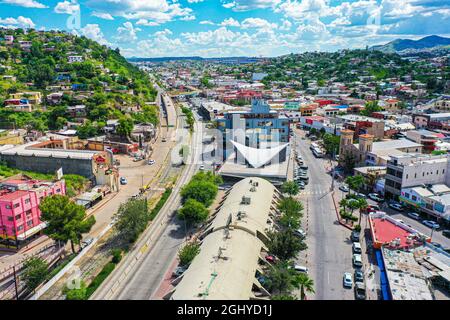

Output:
xmin=167 ymin=177 xmax=281 ymax=300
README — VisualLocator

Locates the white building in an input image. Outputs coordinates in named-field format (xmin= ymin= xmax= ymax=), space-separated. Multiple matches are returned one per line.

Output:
xmin=68 ymin=55 xmax=84 ymax=63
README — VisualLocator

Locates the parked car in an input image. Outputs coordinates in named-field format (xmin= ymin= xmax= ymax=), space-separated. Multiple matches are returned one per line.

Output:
xmin=294 ymin=228 xmax=306 ymax=238
xmin=172 ymin=266 xmax=187 ymax=278
xmin=352 ymin=254 xmax=363 ymax=268
xmin=354 ymin=282 xmax=366 ymax=300
xmin=120 ymin=177 xmax=127 ymax=185
xmin=351 ymin=231 xmax=360 ymax=242
xmin=265 ymin=255 xmax=277 ymax=263
xmin=161 ymin=137 xmax=167 ymax=142
xmin=368 ymin=193 xmax=384 ymax=202
xmin=389 ymin=202 xmax=404 ymax=211
xmin=343 ymin=272 xmax=353 ymax=288
xmin=81 ymin=237 xmax=94 ymax=249
xmin=299 ymin=165 xmax=308 ymax=170
xmin=355 ymin=193 xmax=366 ymax=199
xmin=366 ymin=204 xmax=380 ymax=213
xmin=199 ymin=164 xmax=205 ymax=171
xmin=354 ymin=270 xmax=364 ymax=283
xmin=147 ymin=159 xmax=155 ymax=165
xmin=339 ymin=185 xmax=349 ymax=192
xmin=422 ymin=220 xmax=440 ymax=229
xmin=294 ymin=265 xmax=308 ymax=274
xmin=407 ymin=212 xmax=421 ymax=220
xmin=443 ymin=230 xmax=450 ymax=238
xmin=352 ymin=242 xmax=362 ymax=254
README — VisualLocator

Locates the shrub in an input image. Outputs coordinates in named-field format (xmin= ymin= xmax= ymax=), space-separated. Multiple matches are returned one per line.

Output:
xmin=111 ymin=249 xmax=122 ymax=264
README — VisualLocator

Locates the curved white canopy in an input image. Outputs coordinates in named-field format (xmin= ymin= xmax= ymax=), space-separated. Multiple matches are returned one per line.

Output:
xmin=230 ymin=140 xmax=288 ymax=168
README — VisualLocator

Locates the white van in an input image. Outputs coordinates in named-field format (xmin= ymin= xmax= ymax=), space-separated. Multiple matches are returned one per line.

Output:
xmin=407 ymin=212 xmax=420 ymax=220
xmin=294 ymin=265 xmax=308 ymax=273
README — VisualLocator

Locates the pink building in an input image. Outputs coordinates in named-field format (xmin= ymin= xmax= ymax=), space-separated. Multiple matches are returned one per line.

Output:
xmin=0 ymin=178 xmax=66 ymax=244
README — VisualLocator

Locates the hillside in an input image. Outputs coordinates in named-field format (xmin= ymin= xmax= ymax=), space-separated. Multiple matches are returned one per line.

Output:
xmin=371 ymin=35 xmax=450 ymax=53
xmin=0 ymin=28 xmax=158 ymax=136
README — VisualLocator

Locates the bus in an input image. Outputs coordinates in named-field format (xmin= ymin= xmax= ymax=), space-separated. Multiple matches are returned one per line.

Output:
xmin=312 ymin=147 xmax=323 ymax=158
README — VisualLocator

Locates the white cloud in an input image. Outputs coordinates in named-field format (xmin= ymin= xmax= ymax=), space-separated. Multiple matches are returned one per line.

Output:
xmin=136 ymin=19 xmax=161 ymax=27
xmin=92 ymin=12 xmax=114 ymax=20
xmin=54 ymin=1 xmax=80 ymax=14
xmin=86 ymin=0 xmax=193 ymax=25
xmin=220 ymin=17 xmax=240 ymax=27
xmin=222 ymin=0 xmax=281 ymax=11
xmin=0 ymin=16 xmax=35 ymax=28
xmin=115 ymin=22 xmax=141 ymax=43
xmin=79 ymin=23 xmax=109 ymax=45
xmin=241 ymin=17 xmax=278 ymax=30
xmin=187 ymin=0 xmax=204 ymax=3
xmin=279 ymin=19 xmax=292 ymax=30
xmin=1 ymin=0 xmax=47 ymax=8
xmin=200 ymin=20 xmax=216 ymax=25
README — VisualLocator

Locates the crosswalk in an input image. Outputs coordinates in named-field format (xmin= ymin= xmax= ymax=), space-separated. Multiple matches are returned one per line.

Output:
xmin=298 ymin=189 xmax=331 ymax=196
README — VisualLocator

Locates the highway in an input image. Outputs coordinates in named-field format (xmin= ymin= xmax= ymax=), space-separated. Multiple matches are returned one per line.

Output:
xmin=294 ymin=129 xmax=355 ymax=300
xmin=91 ymin=96 xmax=204 ymax=300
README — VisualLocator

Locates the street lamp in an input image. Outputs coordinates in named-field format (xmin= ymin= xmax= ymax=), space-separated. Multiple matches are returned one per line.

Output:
xmin=430 ymin=226 xmax=437 ymax=241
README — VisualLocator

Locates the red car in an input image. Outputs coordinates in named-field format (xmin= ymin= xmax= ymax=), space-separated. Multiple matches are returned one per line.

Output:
xmin=265 ymin=255 xmax=276 ymax=263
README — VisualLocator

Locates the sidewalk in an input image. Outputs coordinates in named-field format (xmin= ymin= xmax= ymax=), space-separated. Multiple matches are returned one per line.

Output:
xmin=360 ymin=214 xmax=380 ymax=300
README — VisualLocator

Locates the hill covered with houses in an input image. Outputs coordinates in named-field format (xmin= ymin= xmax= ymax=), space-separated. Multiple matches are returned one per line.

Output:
xmin=0 ymin=28 xmax=158 ymax=138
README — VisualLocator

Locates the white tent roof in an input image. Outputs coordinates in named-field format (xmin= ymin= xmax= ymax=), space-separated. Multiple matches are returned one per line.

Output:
xmin=230 ymin=140 xmax=288 ymax=168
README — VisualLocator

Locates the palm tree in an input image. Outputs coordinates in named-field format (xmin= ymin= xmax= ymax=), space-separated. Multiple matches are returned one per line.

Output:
xmin=358 ymin=198 xmax=368 ymax=224
xmin=293 ymin=273 xmax=315 ymax=300
xmin=339 ymin=198 xmax=348 ymax=212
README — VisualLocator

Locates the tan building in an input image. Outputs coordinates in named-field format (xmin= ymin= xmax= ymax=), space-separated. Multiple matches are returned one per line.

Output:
xmin=168 ymin=177 xmax=282 ymax=300
xmin=339 ymin=130 xmax=423 ymax=167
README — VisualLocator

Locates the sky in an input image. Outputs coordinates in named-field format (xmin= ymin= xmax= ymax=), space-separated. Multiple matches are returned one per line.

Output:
xmin=0 ymin=0 xmax=449 ymax=58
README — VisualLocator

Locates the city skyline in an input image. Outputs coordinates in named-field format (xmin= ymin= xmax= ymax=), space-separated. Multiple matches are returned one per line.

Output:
xmin=0 ymin=0 xmax=449 ymax=57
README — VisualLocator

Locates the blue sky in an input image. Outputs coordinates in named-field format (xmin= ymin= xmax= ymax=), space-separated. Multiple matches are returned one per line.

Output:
xmin=0 ymin=0 xmax=449 ymax=57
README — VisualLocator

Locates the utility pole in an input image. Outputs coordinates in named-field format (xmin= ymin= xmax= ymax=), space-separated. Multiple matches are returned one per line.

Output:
xmin=13 ymin=265 xmax=19 ymax=300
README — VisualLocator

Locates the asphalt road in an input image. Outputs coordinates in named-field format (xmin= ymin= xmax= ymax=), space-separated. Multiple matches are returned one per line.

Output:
xmin=91 ymin=105 xmax=205 ymax=300
xmin=294 ymin=130 xmax=355 ymax=300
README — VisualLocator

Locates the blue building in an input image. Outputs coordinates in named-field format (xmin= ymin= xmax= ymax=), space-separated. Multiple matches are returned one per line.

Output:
xmin=216 ymin=99 xmax=291 ymax=159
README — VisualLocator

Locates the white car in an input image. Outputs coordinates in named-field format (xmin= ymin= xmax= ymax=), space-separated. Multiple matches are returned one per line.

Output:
xmin=339 ymin=185 xmax=349 ymax=192
xmin=147 ymin=159 xmax=155 ymax=165
xmin=294 ymin=228 xmax=306 ymax=238
xmin=353 ymin=254 xmax=363 ymax=268
xmin=343 ymin=272 xmax=353 ymax=288
xmin=199 ymin=164 xmax=205 ymax=170
xmin=352 ymin=242 xmax=362 ymax=254
xmin=294 ymin=265 xmax=309 ymax=274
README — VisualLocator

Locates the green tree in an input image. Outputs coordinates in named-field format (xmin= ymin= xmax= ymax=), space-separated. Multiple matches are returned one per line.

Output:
xmin=265 ymin=261 xmax=296 ymax=295
xmin=281 ymin=181 xmax=299 ymax=197
xmin=21 ymin=257 xmax=48 ymax=292
xmin=293 ymin=273 xmax=315 ymax=300
xmin=40 ymin=195 xmax=96 ymax=253
xmin=360 ymin=101 xmax=382 ymax=116
xmin=116 ymin=115 xmax=134 ymax=139
xmin=277 ymin=197 xmax=304 ymax=217
xmin=345 ymin=175 xmax=364 ymax=194
xmin=177 ymin=198 xmax=209 ymax=224
xmin=181 ymin=180 xmax=218 ymax=207
xmin=322 ymin=133 xmax=340 ymax=155
xmin=113 ymin=198 xmax=149 ymax=243
xmin=266 ymin=229 xmax=305 ymax=261
xmin=178 ymin=242 xmax=201 ymax=267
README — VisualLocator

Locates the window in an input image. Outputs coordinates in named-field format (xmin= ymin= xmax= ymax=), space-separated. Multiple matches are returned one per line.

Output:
xmin=406 ymin=174 xmax=408 ymax=179
xmin=415 ymin=173 xmax=417 ymax=178
xmin=56 ymin=189 xmax=61 ymax=193
xmin=15 ymin=214 xmax=21 ymax=220
xmin=24 ymin=198 xmax=30 ymax=204
xmin=13 ymin=203 xmax=19 ymax=208
xmin=26 ymin=210 xmax=32 ymax=215
xmin=5 ymin=205 xmax=11 ymax=209
xmin=27 ymin=220 xmax=33 ymax=226
xmin=405 ymin=193 xmax=410 ymax=199
xmin=412 ymin=195 xmax=417 ymax=201
xmin=17 ymin=225 xmax=23 ymax=231
xmin=7 ymin=216 xmax=13 ymax=222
